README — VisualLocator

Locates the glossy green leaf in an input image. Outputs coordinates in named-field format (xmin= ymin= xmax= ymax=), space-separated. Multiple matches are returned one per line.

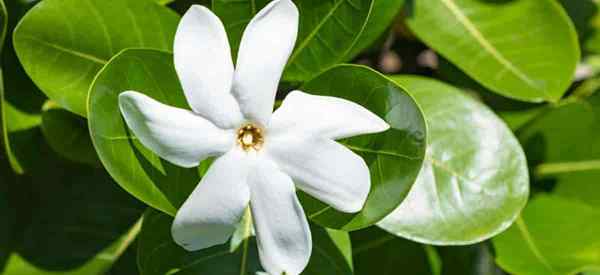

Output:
xmin=283 ymin=0 xmax=373 ymax=82
xmin=405 ymin=0 xmax=579 ymax=102
xmin=493 ymin=195 xmax=600 ymax=275
xmin=41 ymin=104 xmax=100 ymax=167
xmin=213 ymin=0 xmax=374 ymax=82
xmin=377 ymin=76 xmax=529 ymax=245
xmin=89 ymin=49 xmax=200 ymax=216
xmin=13 ymin=0 xmax=179 ymax=116
xmin=351 ymin=227 xmax=433 ymax=275
xmin=285 ymin=0 xmax=372 ymax=82
xmin=517 ymin=93 xmax=600 ymax=207
xmin=301 ymin=65 xmax=426 ymax=231
xmin=344 ymin=0 xmax=405 ymax=59
xmin=1 ymin=0 xmax=44 ymax=174
xmin=138 ymin=209 xmax=353 ymax=275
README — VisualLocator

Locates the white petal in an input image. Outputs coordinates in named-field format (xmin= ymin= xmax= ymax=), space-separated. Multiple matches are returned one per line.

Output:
xmin=119 ymin=91 xmax=233 ymax=168
xmin=265 ymin=136 xmax=370 ymax=213
xmin=232 ymin=0 xmax=299 ymax=126
xmin=270 ymin=90 xmax=390 ymax=140
xmin=174 ymin=5 xmax=243 ymax=128
xmin=171 ymin=149 xmax=251 ymax=251
xmin=248 ymin=159 xmax=311 ymax=275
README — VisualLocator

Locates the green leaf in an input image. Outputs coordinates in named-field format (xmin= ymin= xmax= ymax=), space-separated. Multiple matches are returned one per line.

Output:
xmin=405 ymin=0 xmax=579 ymax=102
xmin=284 ymin=0 xmax=373 ymax=82
xmin=14 ymin=166 xmax=143 ymax=272
xmin=377 ymin=76 xmax=529 ymax=245
xmin=213 ymin=0 xmax=374 ymax=82
xmin=351 ymin=227 xmax=433 ymax=275
xmin=137 ymin=209 xmax=353 ymax=275
xmin=344 ymin=0 xmax=405 ymax=60
xmin=1 ymin=0 xmax=45 ymax=174
xmin=137 ymin=209 xmax=260 ymax=275
xmin=493 ymin=195 xmax=600 ymax=275
xmin=301 ymin=65 xmax=427 ymax=231
xmin=1 ymin=129 xmax=144 ymax=274
xmin=13 ymin=0 xmax=179 ymax=117
xmin=517 ymin=92 xmax=600 ymax=208
xmin=89 ymin=49 xmax=200 ymax=216
xmin=157 ymin=0 xmax=176 ymax=5
xmin=41 ymin=104 xmax=100 ymax=167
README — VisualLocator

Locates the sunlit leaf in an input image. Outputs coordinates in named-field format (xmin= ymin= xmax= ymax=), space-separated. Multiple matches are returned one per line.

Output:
xmin=377 ymin=76 xmax=528 ymax=245
xmin=13 ymin=0 xmax=179 ymax=116
xmin=517 ymin=92 xmax=600 ymax=208
xmin=405 ymin=0 xmax=579 ymax=102
xmin=493 ymin=195 xmax=600 ymax=275
xmin=89 ymin=49 xmax=200 ymax=216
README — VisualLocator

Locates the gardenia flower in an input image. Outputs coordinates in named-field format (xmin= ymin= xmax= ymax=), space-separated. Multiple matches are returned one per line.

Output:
xmin=118 ymin=0 xmax=389 ymax=274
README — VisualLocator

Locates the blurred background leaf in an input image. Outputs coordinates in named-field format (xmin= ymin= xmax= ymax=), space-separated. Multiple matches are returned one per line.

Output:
xmin=493 ymin=195 xmax=600 ymax=275
xmin=1 ymin=0 xmax=45 ymax=175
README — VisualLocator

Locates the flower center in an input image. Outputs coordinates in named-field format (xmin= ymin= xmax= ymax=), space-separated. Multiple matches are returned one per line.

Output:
xmin=237 ymin=124 xmax=264 ymax=151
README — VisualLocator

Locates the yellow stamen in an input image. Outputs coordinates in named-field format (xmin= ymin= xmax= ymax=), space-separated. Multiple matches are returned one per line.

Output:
xmin=237 ymin=124 xmax=264 ymax=151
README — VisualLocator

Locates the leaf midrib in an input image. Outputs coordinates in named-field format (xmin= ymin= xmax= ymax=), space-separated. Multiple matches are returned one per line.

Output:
xmin=345 ymin=145 xmax=421 ymax=160
xmin=439 ymin=0 xmax=545 ymax=96
xmin=515 ymin=217 xmax=557 ymax=274
xmin=287 ymin=0 xmax=346 ymax=64
xmin=19 ymin=34 xmax=108 ymax=64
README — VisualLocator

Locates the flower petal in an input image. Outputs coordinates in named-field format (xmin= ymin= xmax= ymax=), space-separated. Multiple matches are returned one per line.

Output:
xmin=248 ymin=159 xmax=311 ymax=275
xmin=174 ymin=5 xmax=243 ymax=128
xmin=270 ymin=90 xmax=390 ymax=140
xmin=171 ymin=149 xmax=251 ymax=251
xmin=232 ymin=0 xmax=299 ymax=126
xmin=119 ymin=91 xmax=233 ymax=168
xmin=265 ymin=136 xmax=371 ymax=213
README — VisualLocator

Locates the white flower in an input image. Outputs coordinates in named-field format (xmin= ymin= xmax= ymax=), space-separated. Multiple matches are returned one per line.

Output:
xmin=118 ymin=1 xmax=389 ymax=274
